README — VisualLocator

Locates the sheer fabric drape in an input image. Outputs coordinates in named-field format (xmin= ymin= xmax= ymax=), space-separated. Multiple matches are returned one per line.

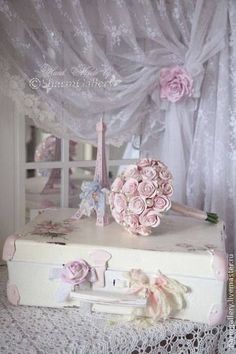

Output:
xmin=187 ymin=0 xmax=236 ymax=254
xmin=0 ymin=0 xmax=235 ymax=252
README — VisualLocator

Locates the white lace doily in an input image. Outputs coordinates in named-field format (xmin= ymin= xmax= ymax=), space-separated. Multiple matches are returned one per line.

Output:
xmin=0 ymin=266 xmax=235 ymax=354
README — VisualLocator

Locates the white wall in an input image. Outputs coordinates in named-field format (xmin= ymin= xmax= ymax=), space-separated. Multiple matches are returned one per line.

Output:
xmin=0 ymin=93 xmax=16 ymax=264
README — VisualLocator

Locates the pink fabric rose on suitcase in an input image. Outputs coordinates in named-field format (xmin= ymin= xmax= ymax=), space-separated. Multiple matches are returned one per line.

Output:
xmin=109 ymin=159 xmax=173 ymax=236
xmin=61 ymin=260 xmax=97 ymax=285
xmin=160 ymin=66 xmax=193 ymax=103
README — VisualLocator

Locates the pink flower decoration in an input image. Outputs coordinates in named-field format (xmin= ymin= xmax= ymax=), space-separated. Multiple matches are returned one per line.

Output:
xmin=138 ymin=180 xmax=156 ymax=198
xmin=139 ymin=210 xmax=161 ymax=228
xmin=111 ymin=177 xmax=123 ymax=192
xmin=153 ymin=195 xmax=171 ymax=212
xmin=160 ymin=66 xmax=193 ymax=103
xmin=114 ymin=193 xmax=127 ymax=212
xmin=159 ymin=169 xmax=172 ymax=181
xmin=137 ymin=159 xmax=156 ymax=169
xmin=129 ymin=196 xmax=146 ymax=214
xmin=61 ymin=260 xmax=92 ymax=285
xmin=124 ymin=165 xmax=140 ymax=179
xmin=109 ymin=158 xmax=173 ymax=236
xmin=111 ymin=209 xmax=125 ymax=224
xmin=156 ymin=161 xmax=167 ymax=169
xmin=122 ymin=178 xmax=139 ymax=196
xmin=137 ymin=159 xmax=150 ymax=168
xmin=141 ymin=167 xmax=157 ymax=180
xmin=161 ymin=182 xmax=173 ymax=197
xmin=124 ymin=214 xmax=140 ymax=230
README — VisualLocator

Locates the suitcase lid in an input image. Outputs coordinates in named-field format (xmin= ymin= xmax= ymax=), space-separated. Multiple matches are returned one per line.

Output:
xmin=7 ymin=208 xmax=227 ymax=280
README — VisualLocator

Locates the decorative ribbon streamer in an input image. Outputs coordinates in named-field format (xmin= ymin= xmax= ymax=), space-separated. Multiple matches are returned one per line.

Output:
xmin=72 ymin=180 xmax=108 ymax=220
xmin=126 ymin=269 xmax=189 ymax=320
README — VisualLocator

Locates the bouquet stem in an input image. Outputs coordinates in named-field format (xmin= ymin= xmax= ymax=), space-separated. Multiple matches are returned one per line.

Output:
xmin=171 ymin=201 xmax=219 ymax=224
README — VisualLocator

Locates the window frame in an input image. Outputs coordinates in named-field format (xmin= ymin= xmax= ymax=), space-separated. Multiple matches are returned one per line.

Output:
xmin=16 ymin=115 xmax=139 ymax=227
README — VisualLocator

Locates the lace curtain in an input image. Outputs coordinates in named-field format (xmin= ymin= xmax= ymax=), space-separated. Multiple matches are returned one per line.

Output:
xmin=0 ymin=0 xmax=235 ymax=253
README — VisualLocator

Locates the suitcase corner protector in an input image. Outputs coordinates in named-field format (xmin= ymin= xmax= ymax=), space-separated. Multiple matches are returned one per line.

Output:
xmin=207 ymin=303 xmax=227 ymax=326
xmin=7 ymin=282 xmax=20 ymax=306
xmin=211 ymin=250 xmax=228 ymax=281
xmin=2 ymin=234 xmax=19 ymax=261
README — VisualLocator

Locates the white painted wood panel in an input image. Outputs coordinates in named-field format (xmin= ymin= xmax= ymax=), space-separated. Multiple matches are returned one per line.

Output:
xmin=0 ymin=93 xmax=16 ymax=264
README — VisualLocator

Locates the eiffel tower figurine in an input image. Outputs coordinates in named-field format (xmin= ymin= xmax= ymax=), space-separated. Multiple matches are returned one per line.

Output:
xmin=72 ymin=117 xmax=110 ymax=226
xmin=94 ymin=117 xmax=110 ymax=226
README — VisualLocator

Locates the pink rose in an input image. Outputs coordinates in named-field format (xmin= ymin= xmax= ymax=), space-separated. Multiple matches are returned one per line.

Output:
xmin=114 ymin=193 xmax=127 ymax=212
xmin=149 ymin=159 xmax=159 ymax=167
xmin=160 ymin=66 xmax=193 ymax=103
xmin=122 ymin=178 xmax=139 ymax=196
xmin=111 ymin=177 xmax=124 ymax=192
xmin=137 ymin=159 xmax=152 ymax=169
xmin=138 ymin=180 xmax=156 ymax=198
xmin=129 ymin=196 xmax=146 ymax=214
xmin=61 ymin=260 xmax=91 ymax=285
xmin=137 ymin=159 xmax=159 ymax=169
xmin=124 ymin=214 xmax=140 ymax=229
xmin=111 ymin=209 xmax=125 ymax=224
xmin=159 ymin=169 xmax=172 ymax=181
xmin=141 ymin=167 xmax=157 ymax=180
xmin=156 ymin=160 xmax=167 ymax=170
xmin=139 ymin=210 xmax=161 ymax=228
xmin=124 ymin=165 xmax=140 ymax=179
xmin=153 ymin=195 xmax=171 ymax=212
xmin=161 ymin=182 xmax=173 ymax=197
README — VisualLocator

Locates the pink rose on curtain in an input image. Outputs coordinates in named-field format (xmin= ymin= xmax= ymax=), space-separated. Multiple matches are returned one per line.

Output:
xmin=160 ymin=66 xmax=193 ymax=103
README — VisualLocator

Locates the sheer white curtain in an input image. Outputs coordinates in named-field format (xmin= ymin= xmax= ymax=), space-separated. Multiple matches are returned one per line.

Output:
xmin=187 ymin=0 xmax=236 ymax=254
xmin=0 ymin=0 xmax=235 ymax=252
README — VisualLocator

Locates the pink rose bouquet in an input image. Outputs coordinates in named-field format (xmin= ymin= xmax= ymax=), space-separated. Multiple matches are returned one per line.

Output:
xmin=109 ymin=159 xmax=173 ymax=236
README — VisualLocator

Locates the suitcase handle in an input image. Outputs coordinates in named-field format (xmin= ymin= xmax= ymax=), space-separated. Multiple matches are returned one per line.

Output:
xmin=70 ymin=290 xmax=147 ymax=308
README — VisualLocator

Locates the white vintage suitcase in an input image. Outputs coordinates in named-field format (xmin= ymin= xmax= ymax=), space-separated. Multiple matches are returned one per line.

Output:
xmin=2 ymin=208 xmax=228 ymax=325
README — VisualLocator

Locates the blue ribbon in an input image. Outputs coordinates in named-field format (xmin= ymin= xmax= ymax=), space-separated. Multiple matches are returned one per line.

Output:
xmin=79 ymin=180 xmax=107 ymax=217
